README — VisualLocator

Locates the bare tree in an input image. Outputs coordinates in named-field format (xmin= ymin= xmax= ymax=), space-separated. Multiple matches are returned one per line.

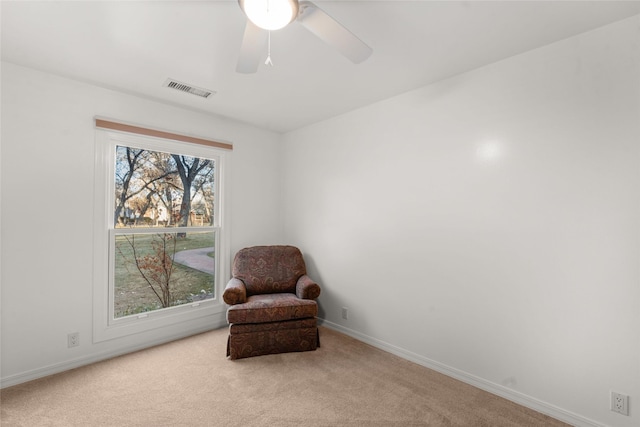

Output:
xmin=124 ymin=233 xmax=176 ymax=308
xmin=114 ymin=147 xmax=146 ymax=226
xmin=172 ymin=154 xmax=213 ymax=230
xmin=140 ymin=152 xmax=180 ymax=226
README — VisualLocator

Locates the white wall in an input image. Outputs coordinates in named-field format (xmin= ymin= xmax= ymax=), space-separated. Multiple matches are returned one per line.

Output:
xmin=282 ymin=16 xmax=640 ymax=427
xmin=2 ymin=14 xmax=639 ymax=427
xmin=0 ymin=62 xmax=283 ymax=385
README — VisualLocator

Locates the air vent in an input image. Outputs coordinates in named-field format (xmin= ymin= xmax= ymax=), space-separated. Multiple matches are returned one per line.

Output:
xmin=163 ymin=79 xmax=215 ymax=98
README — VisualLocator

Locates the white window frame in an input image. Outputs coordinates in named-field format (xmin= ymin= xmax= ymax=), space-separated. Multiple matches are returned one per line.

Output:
xmin=93 ymin=129 xmax=230 ymax=343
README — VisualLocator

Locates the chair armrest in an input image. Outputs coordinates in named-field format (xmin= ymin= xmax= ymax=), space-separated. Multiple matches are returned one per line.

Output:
xmin=223 ymin=278 xmax=247 ymax=305
xmin=296 ymin=275 xmax=321 ymax=300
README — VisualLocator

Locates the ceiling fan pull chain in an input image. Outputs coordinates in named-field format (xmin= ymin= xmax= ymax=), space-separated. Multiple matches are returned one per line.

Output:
xmin=265 ymin=30 xmax=274 ymax=66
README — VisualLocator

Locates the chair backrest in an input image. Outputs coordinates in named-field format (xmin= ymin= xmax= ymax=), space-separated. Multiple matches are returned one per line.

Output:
xmin=232 ymin=245 xmax=307 ymax=296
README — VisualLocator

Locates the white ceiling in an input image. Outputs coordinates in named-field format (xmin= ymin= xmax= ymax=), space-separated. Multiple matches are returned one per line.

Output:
xmin=2 ymin=1 xmax=639 ymax=133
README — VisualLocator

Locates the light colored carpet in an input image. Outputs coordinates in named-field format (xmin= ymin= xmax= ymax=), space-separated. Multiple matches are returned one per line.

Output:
xmin=1 ymin=327 xmax=568 ymax=426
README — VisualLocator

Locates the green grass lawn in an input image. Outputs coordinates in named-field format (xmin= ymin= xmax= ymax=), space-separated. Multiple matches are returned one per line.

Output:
xmin=114 ymin=231 xmax=215 ymax=318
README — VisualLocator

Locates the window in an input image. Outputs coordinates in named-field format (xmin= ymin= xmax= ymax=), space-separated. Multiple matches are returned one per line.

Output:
xmin=93 ymin=121 xmax=231 ymax=342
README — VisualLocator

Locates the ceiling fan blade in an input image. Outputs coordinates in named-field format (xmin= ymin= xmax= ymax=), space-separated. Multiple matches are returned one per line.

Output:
xmin=236 ymin=20 xmax=268 ymax=74
xmin=297 ymin=1 xmax=372 ymax=64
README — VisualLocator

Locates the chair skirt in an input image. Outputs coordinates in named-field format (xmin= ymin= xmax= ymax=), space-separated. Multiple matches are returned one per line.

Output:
xmin=227 ymin=318 xmax=319 ymax=360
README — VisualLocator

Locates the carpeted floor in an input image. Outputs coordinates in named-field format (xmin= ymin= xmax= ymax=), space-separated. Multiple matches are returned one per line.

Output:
xmin=1 ymin=327 xmax=568 ymax=426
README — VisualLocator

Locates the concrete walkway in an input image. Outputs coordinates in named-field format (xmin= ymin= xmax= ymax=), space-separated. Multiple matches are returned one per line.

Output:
xmin=173 ymin=247 xmax=215 ymax=275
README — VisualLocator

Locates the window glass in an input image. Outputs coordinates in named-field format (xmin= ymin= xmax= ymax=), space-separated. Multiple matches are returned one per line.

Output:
xmin=112 ymin=145 xmax=217 ymax=319
xmin=114 ymin=146 xmax=215 ymax=229
xmin=113 ymin=231 xmax=215 ymax=318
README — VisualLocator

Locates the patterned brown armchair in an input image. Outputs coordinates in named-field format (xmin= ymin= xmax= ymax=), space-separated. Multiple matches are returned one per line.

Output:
xmin=223 ymin=245 xmax=321 ymax=359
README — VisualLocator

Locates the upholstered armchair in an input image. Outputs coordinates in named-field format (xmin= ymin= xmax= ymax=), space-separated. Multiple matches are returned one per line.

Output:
xmin=223 ymin=245 xmax=321 ymax=360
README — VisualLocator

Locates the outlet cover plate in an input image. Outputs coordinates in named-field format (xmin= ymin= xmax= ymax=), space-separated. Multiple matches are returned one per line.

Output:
xmin=611 ymin=391 xmax=629 ymax=416
xmin=68 ymin=332 xmax=79 ymax=348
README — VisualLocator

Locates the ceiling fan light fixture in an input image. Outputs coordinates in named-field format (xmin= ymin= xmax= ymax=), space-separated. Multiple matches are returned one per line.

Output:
xmin=239 ymin=0 xmax=299 ymax=31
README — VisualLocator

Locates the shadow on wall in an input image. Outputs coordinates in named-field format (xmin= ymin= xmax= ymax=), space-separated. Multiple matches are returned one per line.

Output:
xmin=301 ymin=253 xmax=327 ymax=320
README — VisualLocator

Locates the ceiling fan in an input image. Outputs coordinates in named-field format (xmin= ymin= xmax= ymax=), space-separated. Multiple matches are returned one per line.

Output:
xmin=236 ymin=0 xmax=373 ymax=73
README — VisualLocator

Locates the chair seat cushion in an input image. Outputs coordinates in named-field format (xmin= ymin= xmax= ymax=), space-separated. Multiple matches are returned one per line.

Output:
xmin=226 ymin=293 xmax=318 ymax=324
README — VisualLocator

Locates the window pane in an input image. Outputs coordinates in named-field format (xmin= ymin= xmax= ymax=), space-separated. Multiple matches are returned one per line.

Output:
xmin=114 ymin=231 xmax=215 ymax=318
xmin=114 ymin=146 xmax=215 ymax=228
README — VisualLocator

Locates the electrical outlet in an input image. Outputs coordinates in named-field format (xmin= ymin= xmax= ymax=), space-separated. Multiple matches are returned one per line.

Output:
xmin=67 ymin=332 xmax=79 ymax=348
xmin=611 ymin=391 xmax=629 ymax=416
xmin=341 ymin=307 xmax=349 ymax=320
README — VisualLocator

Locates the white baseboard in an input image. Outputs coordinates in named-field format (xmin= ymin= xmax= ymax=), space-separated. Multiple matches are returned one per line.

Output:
xmin=318 ymin=319 xmax=605 ymax=427
xmin=1 ymin=317 xmax=228 ymax=389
